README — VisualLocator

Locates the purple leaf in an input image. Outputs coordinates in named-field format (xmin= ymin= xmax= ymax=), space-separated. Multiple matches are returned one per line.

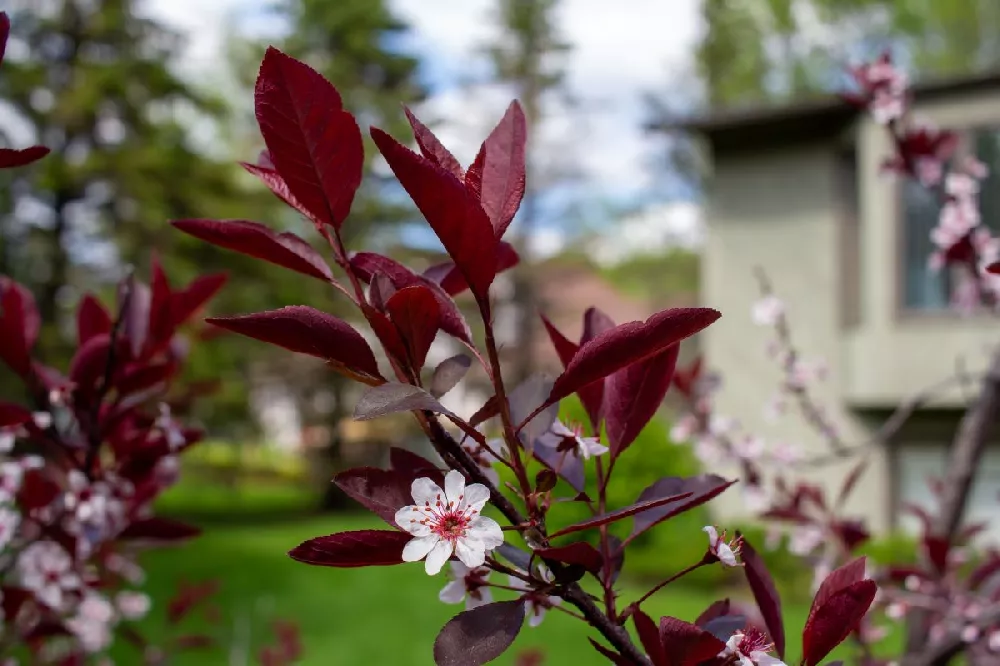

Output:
xmin=508 ymin=374 xmax=559 ymax=448
xmin=119 ymin=517 xmax=201 ymax=542
xmin=549 ymin=490 xmax=694 ymax=538
xmin=811 ymin=557 xmax=867 ymax=614
xmin=463 ymin=102 xmax=527 ymax=238
xmin=371 ymin=127 xmax=499 ymax=302
xmin=587 ymin=639 xmax=631 ymax=666
xmin=77 ymin=294 xmax=112 ymax=345
xmin=0 ymin=278 xmax=40 ymax=377
xmin=633 ymin=609 xmax=667 ymax=666
xmin=170 ymin=273 xmax=228 ymax=328
xmin=0 ymin=12 xmax=8 ymax=66
xmin=582 ymin=306 xmax=616 ymax=343
xmin=0 ymin=402 xmax=31 ymax=428
xmin=604 ymin=344 xmax=679 ymax=458
xmin=694 ymin=599 xmax=730 ymax=627
xmin=354 ymin=383 xmax=455 ymax=421
xmin=172 ymin=219 xmax=334 ymax=283
xmin=433 ymin=601 xmax=525 ymax=666
xmin=207 ymin=306 xmax=382 ymax=382
xmin=539 ymin=313 xmax=603 ymax=427
xmin=288 ymin=530 xmax=410 ymax=567
xmin=240 ymin=162 xmax=319 ymax=227
xmin=630 ymin=475 xmax=735 ymax=539
xmin=430 ymin=241 xmax=521 ymax=297
xmin=254 ymin=47 xmax=363 ymax=228
xmin=334 ymin=467 xmax=411 ymax=526
xmin=740 ymin=536 xmax=785 ymax=659
xmin=429 ymin=354 xmax=472 ymax=398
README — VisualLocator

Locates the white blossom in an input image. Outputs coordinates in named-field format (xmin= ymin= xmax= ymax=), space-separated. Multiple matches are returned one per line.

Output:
xmin=18 ymin=540 xmax=80 ymax=610
xmin=536 ymin=420 xmax=607 ymax=460
xmin=703 ymin=526 xmax=740 ymax=567
xmin=395 ymin=470 xmax=503 ymax=575
xmin=438 ymin=562 xmax=492 ymax=610
xmin=115 ymin=590 xmax=151 ymax=620
xmin=751 ymin=295 xmax=785 ymax=327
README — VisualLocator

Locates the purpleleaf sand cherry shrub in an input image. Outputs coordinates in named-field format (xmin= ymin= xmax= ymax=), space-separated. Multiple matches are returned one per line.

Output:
xmin=670 ymin=55 xmax=1000 ymax=666
xmin=173 ymin=44 xmax=879 ymax=666
xmin=0 ymin=14 xmax=302 ymax=665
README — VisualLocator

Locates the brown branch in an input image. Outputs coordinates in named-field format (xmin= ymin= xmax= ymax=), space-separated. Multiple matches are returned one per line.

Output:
xmin=902 ymin=345 xmax=1000 ymax=659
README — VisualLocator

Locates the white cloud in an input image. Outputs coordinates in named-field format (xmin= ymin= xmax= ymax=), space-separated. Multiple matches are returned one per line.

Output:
xmin=589 ymin=201 xmax=703 ymax=266
xmin=393 ymin=0 xmax=702 ymax=197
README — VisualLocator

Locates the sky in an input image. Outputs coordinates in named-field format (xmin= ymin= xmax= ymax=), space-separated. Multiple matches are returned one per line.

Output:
xmin=142 ymin=0 xmax=705 ymax=260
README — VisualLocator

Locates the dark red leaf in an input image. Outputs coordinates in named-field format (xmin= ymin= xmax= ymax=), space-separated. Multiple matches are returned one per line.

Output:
xmin=19 ymin=469 xmax=61 ymax=511
xmin=433 ymin=600 xmax=525 ymax=666
xmin=470 ymin=394 xmax=501 ymax=428
xmin=836 ymin=459 xmax=868 ymax=507
xmin=535 ymin=542 xmax=603 ymax=575
xmin=582 ymin=307 xmax=616 ymax=343
xmin=288 ymin=530 xmax=410 ymax=567
xmin=240 ymin=162 xmax=318 ymax=225
xmin=120 ymin=278 xmax=151 ymax=359
xmin=630 ymin=475 xmax=735 ymax=539
xmin=740 ymin=536 xmax=785 ymax=659
xmin=987 ymin=261 xmax=1000 ymax=275
xmin=147 ymin=255 xmax=173 ymax=351
xmin=0 ymin=145 xmax=49 ymax=169
xmin=658 ymin=616 xmax=726 ymax=666
xmin=549 ymin=490 xmax=694 ymax=538
xmin=389 ymin=447 xmax=442 ymax=479
xmin=172 ymin=219 xmax=333 ymax=283
xmin=801 ymin=580 xmax=877 ymax=666
xmin=334 ymin=467 xmax=412 ymax=526
xmin=69 ymin=335 xmax=111 ymax=391
xmin=0 ymin=12 xmax=9 ymax=66
xmin=539 ymin=307 xmax=721 ymax=415
xmin=351 ymin=252 xmax=473 ymax=344
xmin=371 ymin=127 xmax=498 ymax=301
xmin=433 ymin=241 xmax=521 ymax=296
xmin=77 ymin=294 xmax=111 ymax=345
xmin=633 ymin=609 xmax=667 ymax=666
xmin=0 ymin=401 xmax=31 ymax=428
xmin=206 ymin=306 xmax=382 ymax=382
xmin=404 ymin=106 xmax=463 ymax=179
xmin=604 ymin=344 xmax=679 ymax=458
xmin=429 ymin=354 xmax=472 ymax=398
xmin=811 ymin=557 xmax=867 ymax=615
xmin=171 ymin=273 xmax=228 ymax=328
xmin=923 ymin=536 xmax=949 ymax=574
xmin=363 ymin=303 xmax=410 ymax=367
xmin=385 ymin=285 xmax=440 ymax=371
xmin=969 ymin=553 xmax=1000 ymax=590
xmin=587 ymin=639 xmax=631 ymax=666
xmin=354 ymin=383 xmax=455 ymax=421
xmin=0 ymin=277 xmax=39 ymax=376
xmin=540 ymin=313 xmax=577 ymax=367
xmin=463 ymin=101 xmax=527 ymax=238
xmin=255 ymin=47 xmax=363 ymax=228
xmin=117 ymin=361 xmax=176 ymax=397
xmin=119 ymin=517 xmax=201 ymax=542
xmin=167 ymin=580 xmax=221 ymax=624
xmin=694 ymin=599 xmax=730 ymax=627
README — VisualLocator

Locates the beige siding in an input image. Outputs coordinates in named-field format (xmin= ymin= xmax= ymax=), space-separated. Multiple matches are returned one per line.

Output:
xmin=703 ymin=144 xmax=891 ymax=532
xmin=846 ymin=90 xmax=1000 ymax=407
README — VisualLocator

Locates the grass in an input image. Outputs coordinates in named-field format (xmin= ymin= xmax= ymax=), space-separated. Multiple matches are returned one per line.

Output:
xmin=117 ymin=506 xmax=903 ymax=665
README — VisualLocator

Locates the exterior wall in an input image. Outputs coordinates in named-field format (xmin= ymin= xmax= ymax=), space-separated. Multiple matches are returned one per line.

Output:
xmin=847 ymin=88 xmax=1000 ymax=407
xmin=702 ymin=143 xmax=891 ymax=532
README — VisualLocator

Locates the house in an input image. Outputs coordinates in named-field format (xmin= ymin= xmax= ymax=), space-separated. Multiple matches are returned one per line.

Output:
xmin=670 ymin=71 xmax=1000 ymax=538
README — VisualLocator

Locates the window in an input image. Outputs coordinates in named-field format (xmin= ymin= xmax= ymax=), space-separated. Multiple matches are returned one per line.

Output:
xmin=901 ymin=127 xmax=1000 ymax=310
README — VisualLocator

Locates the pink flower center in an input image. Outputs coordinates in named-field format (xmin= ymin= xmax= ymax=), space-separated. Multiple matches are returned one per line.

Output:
xmin=432 ymin=510 xmax=471 ymax=541
xmin=738 ymin=627 xmax=773 ymax=655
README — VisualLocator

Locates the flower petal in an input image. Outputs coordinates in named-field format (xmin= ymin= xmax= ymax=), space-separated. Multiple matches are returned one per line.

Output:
xmin=438 ymin=579 xmax=466 ymax=604
xmin=717 ymin=542 xmax=738 ymax=567
xmin=444 ymin=469 xmax=466 ymax=507
xmin=462 ymin=483 xmax=490 ymax=511
xmin=402 ymin=535 xmax=439 ymax=562
xmin=702 ymin=525 xmax=719 ymax=547
xmin=467 ymin=588 xmax=492 ymax=610
xmin=395 ymin=506 xmax=432 ymax=536
xmin=551 ymin=420 xmax=573 ymax=437
xmin=528 ymin=605 xmax=546 ymax=627
xmin=455 ymin=537 xmax=486 ymax=568
xmin=425 ymin=539 xmax=454 ymax=575
xmin=411 ymin=477 xmax=444 ymax=506
xmin=751 ymin=652 xmax=787 ymax=666
xmin=468 ymin=516 xmax=504 ymax=549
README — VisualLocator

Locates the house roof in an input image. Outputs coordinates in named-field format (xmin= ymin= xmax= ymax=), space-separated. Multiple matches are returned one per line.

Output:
xmin=658 ymin=69 xmax=1000 ymax=154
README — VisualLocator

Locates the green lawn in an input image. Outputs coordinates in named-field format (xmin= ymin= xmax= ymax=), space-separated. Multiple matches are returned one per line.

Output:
xmin=115 ymin=510 xmax=902 ymax=665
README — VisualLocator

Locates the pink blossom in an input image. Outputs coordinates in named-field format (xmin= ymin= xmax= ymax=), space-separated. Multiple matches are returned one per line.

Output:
xmin=536 ymin=420 xmax=608 ymax=460
xmin=721 ymin=627 xmax=787 ymax=666
xmin=787 ymin=525 xmax=824 ymax=556
xmin=17 ymin=540 xmax=81 ymax=610
xmin=508 ymin=565 xmax=561 ymax=628
xmin=439 ymin=562 xmax=492 ymax=610
xmin=751 ymin=295 xmax=785 ymax=327
xmin=66 ymin=592 xmax=115 ymax=653
xmin=0 ymin=505 xmax=20 ymax=551
xmin=394 ymin=470 xmax=503 ymax=575
xmin=770 ymin=442 xmax=801 ymax=464
xmin=703 ymin=526 xmax=740 ymax=567
xmin=743 ymin=485 xmax=769 ymax=513
xmin=916 ymin=157 xmax=944 ymax=186
xmin=115 ymin=590 xmax=151 ymax=621
xmin=0 ymin=462 xmax=23 ymax=502
xmin=460 ymin=433 xmax=502 ymax=487
xmin=669 ymin=414 xmax=698 ymax=444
